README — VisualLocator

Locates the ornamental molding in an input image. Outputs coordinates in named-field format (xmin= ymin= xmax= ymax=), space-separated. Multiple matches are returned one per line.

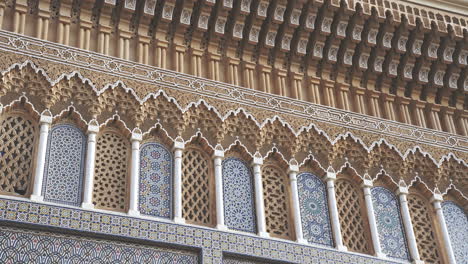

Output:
xmin=0 ymin=30 xmax=466 ymax=197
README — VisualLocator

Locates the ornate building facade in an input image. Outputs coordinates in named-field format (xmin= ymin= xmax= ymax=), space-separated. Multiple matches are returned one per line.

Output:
xmin=0 ymin=0 xmax=467 ymax=263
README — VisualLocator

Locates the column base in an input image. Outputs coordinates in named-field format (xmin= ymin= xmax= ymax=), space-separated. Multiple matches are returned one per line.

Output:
xmin=375 ymin=252 xmax=386 ymax=259
xmin=216 ymin=224 xmax=228 ymax=231
xmin=128 ymin=210 xmax=140 ymax=217
xmin=174 ymin=217 xmax=185 ymax=224
xmin=411 ymin=260 xmax=424 ymax=264
xmin=30 ymin=195 xmax=44 ymax=202
xmin=336 ymin=245 xmax=347 ymax=252
xmin=81 ymin=203 xmax=95 ymax=210
xmin=296 ymin=238 xmax=308 ymax=244
xmin=258 ymin=231 xmax=270 ymax=238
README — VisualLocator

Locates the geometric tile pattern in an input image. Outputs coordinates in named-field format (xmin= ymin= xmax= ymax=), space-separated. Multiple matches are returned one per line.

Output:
xmin=442 ymin=201 xmax=468 ymax=264
xmin=0 ymin=226 xmax=198 ymax=263
xmin=43 ymin=124 xmax=86 ymax=206
xmin=222 ymin=157 xmax=256 ymax=233
xmin=371 ymin=187 xmax=409 ymax=260
xmin=0 ymin=114 xmax=36 ymax=196
xmin=139 ymin=143 xmax=173 ymax=218
xmin=297 ymin=172 xmax=333 ymax=247
xmin=0 ymin=198 xmax=402 ymax=264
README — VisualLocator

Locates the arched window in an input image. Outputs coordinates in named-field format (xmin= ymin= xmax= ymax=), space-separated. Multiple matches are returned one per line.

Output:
xmin=0 ymin=112 xmax=37 ymax=197
xmin=262 ymin=163 xmax=293 ymax=239
xmin=182 ymin=145 xmax=215 ymax=226
xmin=442 ymin=201 xmax=468 ymax=264
xmin=93 ymin=127 xmax=129 ymax=212
xmin=335 ymin=178 xmax=372 ymax=254
xmin=222 ymin=157 xmax=256 ymax=233
xmin=139 ymin=143 xmax=173 ymax=218
xmin=407 ymin=193 xmax=442 ymax=263
xmin=371 ymin=187 xmax=409 ymax=260
xmin=43 ymin=124 xmax=86 ymax=206
xmin=297 ymin=172 xmax=333 ymax=246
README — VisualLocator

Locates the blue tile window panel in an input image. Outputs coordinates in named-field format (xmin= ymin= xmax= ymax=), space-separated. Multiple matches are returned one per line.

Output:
xmin=371 ymin=187 xmax=410 ymax=260
xmin=297 ymin=172 xmax=333 ymax=246
xmin=42 ymin=124 xmax=86 ymax=206
xmin=222 ymin=157 xmax=257 ymax=233
xmin=139 ymin=143 xmax=173 ymax=218
xmin=442 ymin=201 xmax=468 ymax=264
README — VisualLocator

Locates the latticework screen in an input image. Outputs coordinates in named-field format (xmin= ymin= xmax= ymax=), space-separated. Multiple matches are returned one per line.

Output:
xmin=261 ymin=165 xmax=292 ymax=239
xmin=335 ymin=179 xmax=371 ymax=254
xmin=182 ymin=147 xmax=215 ymax=226
xmin=93 ymin=130 xmax=129 ymax=212
xmin=408 ymin=194 xmax=442 ymax=264
xmin=0 ymin=114 xmax=36 ymax=196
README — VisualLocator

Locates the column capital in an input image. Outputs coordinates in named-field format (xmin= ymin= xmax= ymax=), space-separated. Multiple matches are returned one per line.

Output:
xmin=130 ymin=131 xmax=143 ymax=142
xmin=288 ymin=163 xmax=299 ymax=174
xmin=324 ymin=170 xmax=337 ymax=181
xmin=251 ymin=153 xmax=263 ymax=166
xmin=87 ymin=120 xmax=99 ymax=134
xmin=213 ymin=144 xmax=224 ymax=159
xmin=39 ymin=114 xmax=53 ymax=124
xmin=172 ymin=138 xmax=185 ymax=151
xmin=361 ymin=178 xmax=373 ymax=188
xmin=396 ymin=186 xmax=409 ymax=195
xmin=430 ymin=193 xmax=444 ymax=204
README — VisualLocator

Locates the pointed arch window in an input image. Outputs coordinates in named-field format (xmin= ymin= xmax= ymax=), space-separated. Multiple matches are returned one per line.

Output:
xmin=407 ymin=194 xmax=442 ymax=263
xmin=0 ymin=113 xmax=37 ymax=197
xmin=262 ymin=164 xmax=293 ymax=239
xmin=43 ymin=124 xmax=86 ymax=206
xmin=93 ymin=128 xmax=129 ymax=212
xmin=442 ymin=201 xmax=468 ymax=264
xmin=139 ymin=143 xmax=173 ymax=218
xmin=222 ymin=157 xmax=256 ymax=233
xmin=297 ymin=172 xmax=333 ymax=246
xmin=335 ymin=179 xmax=372 ymax=254
xmin=371 ymin=187 xmax=409 ymax=260
xmin=182 ymin=146 xmax=215 ymax=226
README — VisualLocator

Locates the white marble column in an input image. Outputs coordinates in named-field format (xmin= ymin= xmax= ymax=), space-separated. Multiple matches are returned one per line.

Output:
xmin=431 ymin=193 xmax=456 ymax=264
xmin=128 ymin=131 xmax=142 ymax=216
xmin=324 ymin=170 xmax=347 ymax=251
xmin=173 ymin=139 xmax=185 ymax=224
xmin=288 ymin=163 xmax=307 ymax=244
xmin=252 ymin=154 xmax=269 ymax=237
xmin=81 ymin=122 xmax=99 ymax=209
xmin=213 ymin=145 xmax=227 ymax=230
xmin=30 ymin=112 xmax=53 ymax=202
xmin=362 ymin=179 xmax=385 ymax=258
xmin=397 ymin=186 xmax=424 ymax=264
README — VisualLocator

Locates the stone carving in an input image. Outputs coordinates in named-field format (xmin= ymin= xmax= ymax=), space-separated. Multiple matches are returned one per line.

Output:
xmin=215 ymin=18 xmax=227 ymax=34
xmin=257 ymin=1 xmax=269 ymax=17
xmin=306 ymin=14 xmax=316 ymax=29
xmin=0 ymin=112 xmax=36 ymax=197
xmin=335 ymin=179 xmax=371 ymax=254
xmin=266 ymin=32 xmax=277 ymax=47
xmin=180 ymin=9 xmax=192 ymax=25
xmin=182 ymin=145 xmax=214 ymax=226
xmin=93 ymin=127 xmax=129 ymax=212
xmin=408 ymin=194 xmax=442 ymax=263
xmin=162 ymin=4 xmax=174 ymax=21
xmin=262 ymin=160 xmax=292 ymax=239
xmin=281 ymin=35 xmax=291 ymax=51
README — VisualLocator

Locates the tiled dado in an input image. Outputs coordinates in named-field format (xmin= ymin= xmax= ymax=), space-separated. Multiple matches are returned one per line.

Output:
xmin=0 ymin=198 xmax=406 ymax=264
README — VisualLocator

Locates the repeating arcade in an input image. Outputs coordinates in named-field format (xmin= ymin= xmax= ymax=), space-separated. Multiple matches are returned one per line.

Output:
xmin=0 ymin=95 xmax=466 ymax=263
